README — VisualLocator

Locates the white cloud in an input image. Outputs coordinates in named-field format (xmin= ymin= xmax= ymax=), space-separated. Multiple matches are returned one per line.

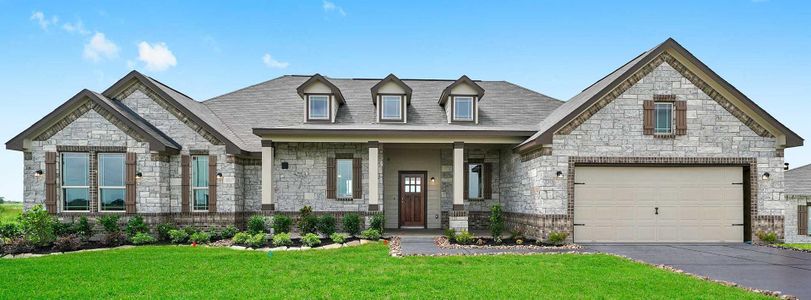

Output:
xmin=83 ymin=32 xmax=119 ymax=62
xmin=322 ymin=1 xmax=346 ymax=16
xmin=30 ymin=11 xmax=59 ymax=30
xmin=137 ymin=41 xmax=177 ymax=71
xmin=262 ymin=53 xmax=289 ymax=69
xmin=62 ymin=20 xmax=90 ymax=35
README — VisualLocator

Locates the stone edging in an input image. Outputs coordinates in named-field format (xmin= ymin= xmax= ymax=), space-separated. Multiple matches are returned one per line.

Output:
xmin=765 ymin=244 xmax=811 ymax=254
xmin=2 ymin=245 xmax=138 ymax=259
xmin=434 ymin=236 xmax=582 ymax=250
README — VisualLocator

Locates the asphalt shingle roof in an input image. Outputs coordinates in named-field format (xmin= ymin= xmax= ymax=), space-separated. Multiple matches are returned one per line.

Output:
xmin=786 ymin=164 xmax=811 ymax=196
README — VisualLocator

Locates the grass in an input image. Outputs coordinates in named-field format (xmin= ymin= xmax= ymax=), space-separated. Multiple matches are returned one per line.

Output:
xmin=0 ymin=203 xmax=22 ymax=223
xmin=776 ymin=243 xmax=811 ymax=251
xmin=0 ymin=244 xmax=768 ymax=299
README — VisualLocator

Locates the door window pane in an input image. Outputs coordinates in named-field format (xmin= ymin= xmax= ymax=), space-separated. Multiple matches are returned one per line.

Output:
xmin=468 ymin=163 xmax=483 ymax=199
xmin=336 ymin=159 xmax=353 ymax=198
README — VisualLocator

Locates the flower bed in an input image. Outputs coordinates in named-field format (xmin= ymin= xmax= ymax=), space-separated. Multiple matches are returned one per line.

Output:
xmin=436 ymin=236 xmax=581 ymax=250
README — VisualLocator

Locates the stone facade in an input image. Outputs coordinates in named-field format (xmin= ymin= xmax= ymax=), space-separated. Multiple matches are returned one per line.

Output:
xmin=785 ymin=195 xmax=811 ymax=243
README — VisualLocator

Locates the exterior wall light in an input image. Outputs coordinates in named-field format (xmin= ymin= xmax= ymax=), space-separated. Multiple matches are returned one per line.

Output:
xmin=217 ymin=173 xmax=224 ymax=179
xmin=430 ymin=177 xmax=436 ymax=183
xmin=784 ymin=163 xmax=789 ymax=171
xmin=136 ymin=172 xmax=143 ymax=179
xmin=556 ymin=171 xmax=564 ymax=179
xmin=762 ymin=172 xmax=770 ymax=180
xmin=34 ymin=170 xmax=43 ymax=177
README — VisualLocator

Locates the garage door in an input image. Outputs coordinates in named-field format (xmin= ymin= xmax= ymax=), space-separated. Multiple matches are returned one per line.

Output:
xmin=574 ymin=167 xmax=743 ymax=243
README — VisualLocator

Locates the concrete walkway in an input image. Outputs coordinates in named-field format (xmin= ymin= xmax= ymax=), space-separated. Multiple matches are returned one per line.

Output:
xmin=397 ymin=235 xmax=587 ymax=256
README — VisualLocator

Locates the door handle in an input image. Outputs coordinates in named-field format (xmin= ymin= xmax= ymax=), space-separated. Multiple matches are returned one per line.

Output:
xmin=655 ymin=207 xmax=659 ymax=215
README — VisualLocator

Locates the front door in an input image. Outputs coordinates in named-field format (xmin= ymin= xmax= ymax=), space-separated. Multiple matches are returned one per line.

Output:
xmin=399 ymin=172 xmax=426 ymax=228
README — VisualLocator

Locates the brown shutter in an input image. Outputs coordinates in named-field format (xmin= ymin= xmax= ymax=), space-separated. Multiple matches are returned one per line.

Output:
xmin=483 ymin=162 xmax=493 ymax=199
xmin=45 ymin=152 xmax=57 ymax=213
xmin=326 ymin=157 xmax=336 ymax=199
xmin=643 ymin=100 xmax=654 ymax=135
xmin=208 ymin=155 xmax=217 ymax=212
xmin=353 ymin=157 xmax=362 ymax=199
xmin=181 ymin=155 xmax=190 ymax=213
xmin=799 ymin=205 xmax=808 ymax=236
xmin=463 ymin=162 xmax=469 ymax=200
xmin=675 ymin=100 xmax=687 ymax=135
xmin=125 ymin=152 xmax=137 ymax=213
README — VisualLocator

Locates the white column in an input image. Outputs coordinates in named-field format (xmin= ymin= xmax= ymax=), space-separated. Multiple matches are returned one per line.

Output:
xmin=453 ymin=141 xmax=464 ymax=209
xmin=368 ymin=141 xmax=379 ymax=211
xmin=261 ymin=141 xmax=274 ymax=210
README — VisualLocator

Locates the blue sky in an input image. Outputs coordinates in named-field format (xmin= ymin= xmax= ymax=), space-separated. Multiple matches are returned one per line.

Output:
xmin=0 ymin=1 xmax=809 ymax=201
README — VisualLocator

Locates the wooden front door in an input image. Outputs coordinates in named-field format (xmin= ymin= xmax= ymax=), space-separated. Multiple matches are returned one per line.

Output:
xmin=399 ymin=172 xmax=426 ymax=228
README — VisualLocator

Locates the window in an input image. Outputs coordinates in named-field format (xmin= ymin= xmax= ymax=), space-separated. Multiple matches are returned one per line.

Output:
xmin=336 ymin=159 xmax=353 ymax=199
xmin=467 ymin=163 xmax=483 ymax=199
xmin=62 ymin=153 xmax=89 ymax=211
xmin=98 ymin=153 xmax=125 ymax=211
xmin=654 ymin=102 xmax=673 ymax=134
xmin=381 ymin=95 xmax=403 ymax=121
xmin=192 ymin=155 xmax=209 ymax=211
xmin=308 ymin=95 xmax=330 ymax=120
xmin=807 ymin=205 xmax=811 ymax=235
xmin=453 ymin=96 xmax=474 ymax=121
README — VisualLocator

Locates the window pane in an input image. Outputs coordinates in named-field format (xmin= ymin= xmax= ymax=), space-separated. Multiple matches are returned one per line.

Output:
xmin=468 ymin=163 xmax=483 ymax=199
xmin=655 ymin=103 xmax=672 ymax=134
xmin=194 ymin=189 xmax=209 ymax=210
xmin=336 ymin=159 xmax=353 ymax=198
xmin=454 ymin=97 xmax=473 ymax=121
xmin=63 ymin=188 xmax=89 ymax=211
xmin=382 ymin=96 xmax=402 ymax=119
xmin=62 ymin=153 xmax=88 ymax=186
xmin=99 ymin=153 xmax=125 ymax=187
xmin=100 ymin=188 xmax=125 ymax=211
xmin=192 ymin=156 xmax=209 ymax=188
xmin=309 ymin=96 xmax=329 ymax=119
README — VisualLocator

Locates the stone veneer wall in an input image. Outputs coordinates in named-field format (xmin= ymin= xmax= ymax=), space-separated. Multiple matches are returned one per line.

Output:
xmin=785 ymin=195 xmax=811 ymax=243
xmin=439 ymin=147 xmax=503 ymax=229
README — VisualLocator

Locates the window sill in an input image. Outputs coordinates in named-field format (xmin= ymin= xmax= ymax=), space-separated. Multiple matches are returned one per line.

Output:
xmin=653 ymin=134 xmax=676 ymax=139
xmin=333 ymin=198 xmax=356 ymax=202
xmin=466 ymin=198 xmax=487 ymax=202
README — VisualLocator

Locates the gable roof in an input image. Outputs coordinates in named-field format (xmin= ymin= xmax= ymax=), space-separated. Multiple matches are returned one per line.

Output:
xmin=370 ymin=74 xmax=413 ymax=105
xmin=6 ymin=89 xmax=180 ymax=153
xmin=438 ymin=75 xmax=485 ymax=105
xmin=295 ymin=73 xmax=346 ymax=104
xmin=516 ymin=38 xmax=804 ymax=153
xmin=786 ymin=163 xmax=811 ymax=196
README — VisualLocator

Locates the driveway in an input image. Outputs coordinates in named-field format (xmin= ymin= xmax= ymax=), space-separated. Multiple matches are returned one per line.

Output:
xmin=586 ymin=244 xmax=811 ymax=299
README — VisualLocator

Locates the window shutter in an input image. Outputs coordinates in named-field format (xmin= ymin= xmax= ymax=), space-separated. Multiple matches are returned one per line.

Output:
xmin=799 ymin=205 xmax=808 ymax=236
xmin=125 ymin=152 xmax=137 ymax=213
xmin=326 ymin=157 xmax=336 ymax=199
xmin=208 ymin=155 xmax=217 ymax=213
xmin=463 ymin=162 xmax=469 ymax=200
xmin=675 ymin=100 xmax=687 ymax=135
xmin=181 ymin=155 xmax=190 ymax=213
xmin=643 ymin=100 xmax=654 ymax=135
xmin=353 ymin=157 xmax=362 ymax=199
xmin=45 ymin=152 xmax=57 ymax=213
xmin=483 ymin=162 xmax=493 ymax=199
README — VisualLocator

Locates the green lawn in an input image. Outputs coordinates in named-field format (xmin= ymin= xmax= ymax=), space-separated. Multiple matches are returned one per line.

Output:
xmin=0 ymin=244 xmax=767 ymax=299
xmin=0 ymin=203 xmax=22 ymax=223
xmin=776 ymin=243 xmax=811 ymax=251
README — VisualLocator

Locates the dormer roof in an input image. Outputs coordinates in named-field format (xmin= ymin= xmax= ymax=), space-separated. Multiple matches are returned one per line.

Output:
xmin=370 ymin=74 xmax=413 ymax=105
xmin=295 ymin=73 xmax=346 ymax=105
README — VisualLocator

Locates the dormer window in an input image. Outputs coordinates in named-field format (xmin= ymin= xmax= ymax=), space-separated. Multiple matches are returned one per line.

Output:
xmin=439 ymin=75 xmax=485 ymax=124
xmin=380 ymin=95 xmax=404 ymax=121
xmin=371 ymin=74 xmax=412 ymax=124
xmin=452 ymin=96 xmax=474 ymax=121
xmin=296 ymin=74 xmax=345 ymax=123
xmin=307 ymin=95 xmax=330 ymax=121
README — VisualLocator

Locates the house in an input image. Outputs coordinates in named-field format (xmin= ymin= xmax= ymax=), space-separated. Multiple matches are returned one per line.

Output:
xmin=785 ymin=164 xmax=811 ymax=242
xmin=6 ymin=38 xmax=806 ymax=243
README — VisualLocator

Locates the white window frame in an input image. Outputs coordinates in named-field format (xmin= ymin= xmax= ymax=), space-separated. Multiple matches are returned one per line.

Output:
xmin=191 ymin=155 xmax=210 ymax=211
xmin=467 ymin=162 xmax=484 ymax=200
xmin=453 ymin=96 xmax=474 ymax=121
xmin=61 ymin=152 xmax=90 ymax=212
xmin=97 ymin=153 xmax=126 ymax=212
xmin=380 ymin=95 xmax=403 ymax=121
xmin=654 ymin=102 xmax=674 ymax=135
xmin=308 ymin=95 xmax=330 ymax=121
xmin=336 ymin=158 xmax=354 ymax=199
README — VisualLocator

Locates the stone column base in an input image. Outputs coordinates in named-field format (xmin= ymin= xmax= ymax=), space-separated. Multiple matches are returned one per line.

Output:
xmin=449 ymin=210 xmax=468 ymax=232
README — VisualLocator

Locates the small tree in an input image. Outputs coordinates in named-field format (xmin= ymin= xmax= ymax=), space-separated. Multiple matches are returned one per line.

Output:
xmin=18 ymin=204 xmax=56 ymax=247
xmin=0 ymin=196 xmax=5 ymax=204
xmin=489 ymin=204 xmax=504 ymax=242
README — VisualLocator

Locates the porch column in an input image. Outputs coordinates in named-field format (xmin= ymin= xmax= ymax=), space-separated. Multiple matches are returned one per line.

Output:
xmin=261 ymin=140 xmax=274 ymax=211
xmin=450 ymin=141 xmax=468 ymax=231
xmin=368 ymin=141 xmax=380 ymax=211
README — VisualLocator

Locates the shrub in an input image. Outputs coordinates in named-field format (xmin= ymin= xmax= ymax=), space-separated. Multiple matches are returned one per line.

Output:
xmin=546 ymin=231 xmax=569 ymax=245
xmin=756 ymin=231 xmax=778 ymax=244
xmin=299 ymin=215 xmax=319 ymax=235
xmin=131 ymin=232 xmax=157 ymax=245
xmin=0 ymin=222 xmax=21 ymax=239
xmin=271 ymin=215 xmax=292 ymax=234
xmin=301 ymin=233 xmax=321 ymax=247
xmin=508 ymin=229 xmax=525 ymax=240
xmin=220 ymin=225 xmax=238 ymax=239
xmin=272 ymin=232 xmax=293 ymax=247
xmin=246 ymin=233 xmax=266 ymax=248
xmin=360 ymin=229 xmax=381 ymax=240
xmin=168 ymin=229 xmax=189 ymax=244
xmin=370 ymin=214 xmax=385 ymax=235
xmin=489 ymin=204 xmax=504 ymax=241
xmin=183 ymin=227 xmax=198 ymax=236
xmin=342 ymin=213 xmax=361 ymax=236
xmin=232 ymin=232 xmax=252 ymax=245
xmin=125 ymin=216 xmax=149 ymax=237
xmin=101 ymin=231 xmax=128 ymax=247
xmin=52 ymin=234 xmax=82 ymax=252
xmin=248 ymin=215 xmax=267 ymax=234
xmin=156 ymin=223 xmax=178 ymax=242
xmin=99 ymin=215 xmax=121 ymax=233
xmin=455 ymin=230 xmax=474 ymax=245
xmin=74 ymin=216 xmax=92 ymax=240
xmin=189 ymin=232 xmax=211 ymax=244
xmin=443 ymin=228 xmax=456 ymax=242
xmin=330 ymin=232 xmax=348 ymax=244
xmin=52 ymin=220 xmax=77 ymax=236
xmin=2 ymin=238 xmax=34 ymax=255
xmin=317 ymin=215 xmax=337 ymax=236
xmin=19 ymin=204 xmax=56 ymax=247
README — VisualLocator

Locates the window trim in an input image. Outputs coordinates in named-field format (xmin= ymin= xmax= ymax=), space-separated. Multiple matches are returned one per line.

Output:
xmin=653 ymin=102 xmax=674 ymax=135
xmin=191 ymin=155 xmax=210 ymax=212
xmin=467 ymin=162 xmax=484 ymax=200
xmin=451 ymin=95 xmax=475 ymax=122
xmin=306 ymin=94 xmax=332 ymax=122
xmin=379 ymin=94 xmax=405 ymax=122
xmin=61 ymin=152 xmax=90 ymax=212
xmin=335 ymin=158 xmax=354 ymax=200
xmin=97 ymin=153 xmax=126 ymax=213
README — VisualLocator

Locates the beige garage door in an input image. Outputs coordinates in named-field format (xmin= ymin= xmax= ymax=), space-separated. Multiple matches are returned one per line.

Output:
xmin=574 ymin=167 xmax=743 ymax=243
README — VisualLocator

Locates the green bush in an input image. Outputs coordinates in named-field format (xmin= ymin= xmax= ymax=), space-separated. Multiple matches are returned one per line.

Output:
xmin=19 ymin=204 xmax=56 ymax=247
xmin=248 ymin=215 xmax=267 ymax=234
xmin=168 ymin=229 xmax=189 ymax=244
xmin=182 ymin=227 xmax=198 ymax=236
xmin=546 ymin=231 xmax=569 ymax=245
xmin=52 ymin=234 xmax=82 ymax=252
xmin=756 ymin=231 xmax=778 ymax=244
xmin=443 ymin=228 xmax=456 ymax=242
xmin=508 ymin=229 xmax=525 ymax=240
xmin=370 ymin=214 xmax=385 ymax=235
xmin=74 ymin=216 xmax=92 ymax=240
xmin=232 ymin=232 xmax=252 ymax=245
xmin=301 ymin=233 xmax=321 ymax=247
xmin=52 ymin=220 xmax=77 ymax=236
xmin=220 ymin=225 xmax=238 ymax=239
xmin=189 ymin=232 xmax=211 ymax=244
xmin=125 ymin=216 xmax=149 ymax=237
xmin=131 ymin=232 xmax=157 ymax=245
xmin=156 ymin=223 xmax=178 ymax=241
xmin=330 ymin=232 xmax=348 ymax=244
xmin=489 ymin=204 xmax=504 ymax=241
xmin=455 ymin=230 xmax=474 ymax=245
xmin=317 ymin=215 xmax=336 ymax=236
xmin=299 ymin=215 xmax=319 ymax=235
xmin=246 ymin=233 xmax=266 ymax=248
xmin=272 ymin=232 xmax=293 ymax=247
xmin=98 ymin=215 xmax=121 ymax=233
xmin=0 ymin=222 xmax=21 ymax=239
xmin=342 ymin=213 xmax=361 ymax=236
xmin=360 ymin=229 xmax=381 ymax=240
xmin=271 ymin=215 xmax=292 ymax=234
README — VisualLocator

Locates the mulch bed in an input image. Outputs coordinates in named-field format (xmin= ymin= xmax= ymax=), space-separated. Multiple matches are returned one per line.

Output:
xmin=436 ymin=236 xmax=581 ymax=250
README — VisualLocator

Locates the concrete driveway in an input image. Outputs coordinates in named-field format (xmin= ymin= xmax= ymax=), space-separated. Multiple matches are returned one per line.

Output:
xmin=586 ymin=244 xmax=811 ymax=299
